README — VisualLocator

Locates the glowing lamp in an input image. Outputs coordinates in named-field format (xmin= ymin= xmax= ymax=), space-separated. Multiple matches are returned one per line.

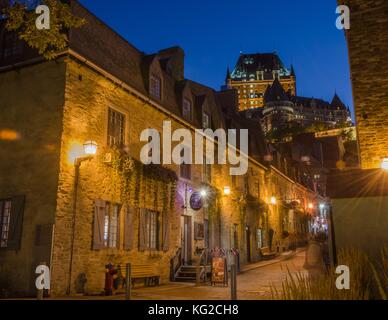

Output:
xmin=200 ymin=189 xmax=207 ymax=198
xmin=381 ymin=158 xmax=388 ymax=171
xmin=270 ymin=196 xmax=277 ymax=205
xmin=301 ymin=156 xmax=310 ymax=163
xmin=308 ymin=203 xmax=314 ymax=210
xmin=223 ymin=186 xmax=231 ymax=196
xmin=83 ymin=141 xmax=98 ymax=156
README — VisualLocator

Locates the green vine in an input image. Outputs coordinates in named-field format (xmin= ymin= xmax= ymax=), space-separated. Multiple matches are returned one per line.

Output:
xmin=107 ymin=147 xmax=177 ymax=210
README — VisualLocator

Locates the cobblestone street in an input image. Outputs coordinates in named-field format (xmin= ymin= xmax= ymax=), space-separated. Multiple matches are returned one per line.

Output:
xmin=131 ymin=250 xmax=310 ymax=300
xmin=56 ymin=249 xmax=317 ymax=300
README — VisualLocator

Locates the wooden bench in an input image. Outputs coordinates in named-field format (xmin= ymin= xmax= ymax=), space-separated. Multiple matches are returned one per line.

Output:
xmin=260 ymin=247 xmax=277 ymax=259
xmin=130 ymin=264 xmax=160 ymax=288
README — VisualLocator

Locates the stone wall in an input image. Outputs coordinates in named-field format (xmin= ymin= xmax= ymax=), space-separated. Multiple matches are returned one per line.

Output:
xmin=340 ymin=0 xmax=388 ymax=168
xmin=0 ymin=60 xmax=66 ymax=296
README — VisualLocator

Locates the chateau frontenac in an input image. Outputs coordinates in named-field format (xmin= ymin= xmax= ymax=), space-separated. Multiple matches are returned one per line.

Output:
xmin=225 ymin=53 xmax=352 ymax=133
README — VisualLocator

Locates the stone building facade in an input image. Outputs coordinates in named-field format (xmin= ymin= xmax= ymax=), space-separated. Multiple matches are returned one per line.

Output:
xmin=339 ymin=0 xmax=388 ymax=169
xmin=0 ymin=1 xmax=323 ymax=297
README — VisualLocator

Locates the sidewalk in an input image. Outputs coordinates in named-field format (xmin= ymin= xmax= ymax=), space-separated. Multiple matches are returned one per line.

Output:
xmin=11 ymin=249 xmax=309 ymax=300
xmin=240 ymin=247 xmax=306 ymax=273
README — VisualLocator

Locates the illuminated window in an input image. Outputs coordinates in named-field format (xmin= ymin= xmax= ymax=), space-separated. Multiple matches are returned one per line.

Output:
xmin=108 ymin=108 xmax=126 ymax=147
xmin=141 ymin=210 xmax=159 ymax=250
xmin=102 ymin=203 xmax=120 ymax=248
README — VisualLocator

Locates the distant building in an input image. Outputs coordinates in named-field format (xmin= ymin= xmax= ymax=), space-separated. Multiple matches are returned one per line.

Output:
xmin=260 ymin=78 xmax=352 ymax=134
xmin=226 ymin=53 xmax=352 ymax=135
xmin=224 ymin=52 xmax=296 ymax=110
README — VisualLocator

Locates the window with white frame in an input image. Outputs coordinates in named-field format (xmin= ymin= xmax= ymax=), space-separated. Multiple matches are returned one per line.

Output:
xmin=202 ymin=112 xmax=211 ymax=129
xmin=107 ymin=108 xmax=126 ymax=147
xmin=103 ymin=203 xmax=120 ymax=248
xmin=148 ymin=211 xmax=158 ymax=250
xmin=141 ymin=210 xmax=159 ymax=250
xmin=0 ymin=200 xmax=12 ymax=248
xmin=183 ymin=98 xmax=192 ymax=120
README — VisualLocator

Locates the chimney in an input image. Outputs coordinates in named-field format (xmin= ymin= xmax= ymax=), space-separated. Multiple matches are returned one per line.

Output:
xmin=157 ymin=46 xmax=185 ymax=81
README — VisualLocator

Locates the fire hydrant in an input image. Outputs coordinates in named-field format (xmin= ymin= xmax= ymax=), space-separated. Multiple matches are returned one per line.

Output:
xmin=104 ymin=263 xmax=118 ymax=296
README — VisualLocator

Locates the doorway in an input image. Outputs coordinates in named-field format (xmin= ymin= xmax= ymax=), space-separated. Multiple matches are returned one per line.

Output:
xmin=181 ymin=216 xmax=192 ymax=265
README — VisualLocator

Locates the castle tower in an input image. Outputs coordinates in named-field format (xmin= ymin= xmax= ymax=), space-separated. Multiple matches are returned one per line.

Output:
xmin=262 ymin=78 xmax=295 ymax=134
xmin=226 ymin=52 xmax=296 ymax=111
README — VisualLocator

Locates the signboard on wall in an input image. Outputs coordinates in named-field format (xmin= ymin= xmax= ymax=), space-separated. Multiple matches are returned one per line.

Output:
xmin=211 ymin=258 xmax=228 ymax=286
xmin=190 ymin=192 xmax=203 ymax=211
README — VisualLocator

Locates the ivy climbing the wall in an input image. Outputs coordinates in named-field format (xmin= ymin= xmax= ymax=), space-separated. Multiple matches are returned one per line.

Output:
xmin=107 ymin=148 xmax=177 ymax=211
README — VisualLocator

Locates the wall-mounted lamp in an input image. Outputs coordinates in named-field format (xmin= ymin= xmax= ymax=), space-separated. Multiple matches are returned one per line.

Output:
xmin=308 ymin=203 xmax=314 ymax=210
xmin=223 ymin=186 xmax=231 ymax=196
xmin=200 ymin=189 xmax=207 ymax=198
xmin=83 ymin=140 xmax=98 ymax=156
xmin=381 ymin=158 xmax=388 ymax=171
xmin=270 ymin=196 xmax=277 ymax=205
xmin=301 ymin=156 xmax=310 ymax=163
xmin=68 ymin=140 xmax=97 ymax=296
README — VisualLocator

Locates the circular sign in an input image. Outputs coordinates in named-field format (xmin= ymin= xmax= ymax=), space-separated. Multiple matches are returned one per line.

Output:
xmin=190 ymin=192 xmax=203 ymax=211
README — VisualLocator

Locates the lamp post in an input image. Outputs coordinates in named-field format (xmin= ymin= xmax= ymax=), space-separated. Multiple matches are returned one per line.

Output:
xmin=66 ymin=141 xmax=97 ymax=296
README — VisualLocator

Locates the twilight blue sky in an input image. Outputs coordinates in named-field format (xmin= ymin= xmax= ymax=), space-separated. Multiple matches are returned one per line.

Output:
xmin=79 ymin=0 xmax=354 ymax=117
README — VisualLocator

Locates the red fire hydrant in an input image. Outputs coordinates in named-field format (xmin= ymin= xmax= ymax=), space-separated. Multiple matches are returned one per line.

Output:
xmin=104 ymin=263 xmax=117 ymax=296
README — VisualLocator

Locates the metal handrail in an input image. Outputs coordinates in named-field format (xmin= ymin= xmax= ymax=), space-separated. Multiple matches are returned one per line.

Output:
xmin=170 ymin=248 xmax=182 ymax=281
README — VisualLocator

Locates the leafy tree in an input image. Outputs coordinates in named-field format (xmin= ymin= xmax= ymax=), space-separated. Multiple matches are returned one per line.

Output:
xmin=2 ymin=0 xmax=86 ymax=60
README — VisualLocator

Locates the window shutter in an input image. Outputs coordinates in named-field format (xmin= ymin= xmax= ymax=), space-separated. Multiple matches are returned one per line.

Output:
xmin=7 ymin=195 xmax=25 ymax=250
xmin=93 ymin=200 xmax=106 ymax=250
xmin=162 ymin=210 xmax=169 ymax=252
xmin=124 ymin=205 xmax=135 ymax=250
xmin=138 ymin=209 xmax=148 ymax=251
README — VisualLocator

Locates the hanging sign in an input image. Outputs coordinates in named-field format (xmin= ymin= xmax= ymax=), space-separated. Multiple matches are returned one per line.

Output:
xmin=190 ymin=192 xmax=203 ymax=211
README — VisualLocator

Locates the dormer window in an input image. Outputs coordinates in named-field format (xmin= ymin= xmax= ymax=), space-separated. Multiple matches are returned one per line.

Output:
xmin=150 ymin=74 xmax=161 ymax=100
xmin=202 ymin=112 xmax=211 ymax=129
xmin=182 ymin=98 xmax=192 ymax=120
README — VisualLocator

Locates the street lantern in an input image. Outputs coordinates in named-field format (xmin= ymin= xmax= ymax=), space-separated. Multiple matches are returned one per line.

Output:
xmin=381 ymin=158 xmax=388 ymax=171
xmin=223 ymin=186 xmax=231 ymax=196
xmin=200 ymin=189 xmax=207 ymax=198
xmin=68 ymin=139 xmax=97 ymax=295
xmin=83 ymin=141 xmax=98 ymax=156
